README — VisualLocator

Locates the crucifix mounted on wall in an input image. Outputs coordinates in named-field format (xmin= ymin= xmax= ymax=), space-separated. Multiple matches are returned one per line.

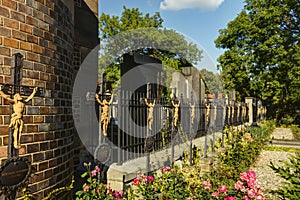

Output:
xmin=0 ymin=86 xmax=37 ymax=149
xmin=0 ymin=53 xmax=43 ymax=156
xmin=0 ymin=53 xmax=43 ymax=199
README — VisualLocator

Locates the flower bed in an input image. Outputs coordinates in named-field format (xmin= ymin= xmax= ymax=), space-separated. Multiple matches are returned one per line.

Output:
xmin=75 ymin=121 xmax=275 ymax=200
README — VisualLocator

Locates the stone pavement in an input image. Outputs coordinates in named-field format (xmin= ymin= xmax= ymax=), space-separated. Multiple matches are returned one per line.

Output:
xmin=270 ymin=127 xmax=294 ymax=140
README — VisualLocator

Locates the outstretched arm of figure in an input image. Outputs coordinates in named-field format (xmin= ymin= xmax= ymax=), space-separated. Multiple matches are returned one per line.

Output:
xmin=171 ymin=100 xmax=175 ymax=107
xmin=144 ymin=98 xmax=150 ymax=107
xmin=108 ymin=94 xmax=114 ymax=105
xmin=153 ymin=99 xmax=156 ymax=106
xmin=95 ymin=94 xmax=104 ymax=106
xmin=25 ymin=87 xmax=38 ymax=102
xmin=0 ymin=85 xmax=14 ymax=103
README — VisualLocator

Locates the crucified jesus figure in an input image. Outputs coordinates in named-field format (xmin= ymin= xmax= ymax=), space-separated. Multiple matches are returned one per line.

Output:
xmin=172 ymin=100 xmax=180 ymax=127
xmin=189 ymin=102 xmax=195 ymax=125
xmin=205 ymin=103 xmax=211 ymax=124
xmin=0 ymin=85 xmax=38 ymax=149
xmin=96 ymin=93 xmax=113 ymax=136
xmin=145 ymin=98 xmax=155 ymax=131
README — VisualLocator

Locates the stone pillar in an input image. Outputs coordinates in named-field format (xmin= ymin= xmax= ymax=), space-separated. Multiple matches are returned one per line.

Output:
xmin=199 ymin=156 xmax=214 ymax=176
xmin=245 ymin=97 xmax=255 ymax=125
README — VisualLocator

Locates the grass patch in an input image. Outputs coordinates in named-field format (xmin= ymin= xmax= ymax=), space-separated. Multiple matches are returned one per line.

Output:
xmin=263 ymin=145 xmax=300 ymax=153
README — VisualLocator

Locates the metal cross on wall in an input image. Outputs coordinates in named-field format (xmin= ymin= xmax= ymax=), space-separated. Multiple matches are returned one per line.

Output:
xmin=0 ymin=53 xmax=43 ymax=158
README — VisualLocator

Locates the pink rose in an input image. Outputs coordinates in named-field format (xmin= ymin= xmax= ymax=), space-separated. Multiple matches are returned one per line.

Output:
xmin=91 ymin=170 xmax=97 ymax=177
xmin=95 ymin=166 xmax=100 ymax=172
xmin=142 ymin=176 xmax=148 ymax=183
xmin=107 ymin=184 xmax=111 ymax=191
xmin=113 ymin=190 xmax=124 ymax=199
xmin=201 ymin=181 xmax=210 ymax=186
xmin=218 ymin=185 xmax=227 ymax=193
xmin=83 ymin=185 xmax=90 ymax=192
xmin=255 ymin=193 xmax=265 ymax=200
xmin=240 ymin=172 xmax=247 ymax=181
xmin=247 ymin=188 xmax=256 ymax=198
xmin=202 ymin=181 xmax=211 ymax=191
xmin=224 ymin=197 xmax=235 ymax=200
xmin=235 ymin=181 xmax=245 ymax=191
xmin=247 ymin=137 xmax=254 ymax=142
xmin=147 ymin=175 xmax=154 ymax=182
xmin=162 ymin=166 xmax=170 ymax=172
xmin=247 ymin=170 xmax=257 ymax=180
xmin=133 ymin=177 xmax=140 ymax=186
xmin=254 ymin=182 xmax=262 ymax=192
xmin=243 ymin=195 xmax=249 ymax=200
xmin=212 ymin=192 xmax=219 ymax=197
xmin=246 ymin=179 xmax=256 ymax=189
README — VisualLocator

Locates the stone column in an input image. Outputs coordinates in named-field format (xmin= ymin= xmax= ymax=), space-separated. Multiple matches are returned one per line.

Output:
xmin=245 ymin=97 xmax=255 ymax=125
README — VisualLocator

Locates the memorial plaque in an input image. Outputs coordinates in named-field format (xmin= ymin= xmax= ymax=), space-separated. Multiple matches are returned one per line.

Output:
xmin=0 ymin=157 xmax=31 ymax=190
xmin=94 ymin=144 xmax=111 ymax=164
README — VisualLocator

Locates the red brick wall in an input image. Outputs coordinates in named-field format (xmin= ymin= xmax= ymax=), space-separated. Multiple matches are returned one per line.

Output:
xmin=0 ymin=0 xmax=75 ymax=198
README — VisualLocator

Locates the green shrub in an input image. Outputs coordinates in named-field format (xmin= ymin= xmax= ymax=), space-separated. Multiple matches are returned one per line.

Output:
xmin=279 ymin=115 xmax=295 ymax=127
xmin=269 ymin=153 xmax=300 ymax=199
xmin=290 ymin=124 xmax=300 ymax=140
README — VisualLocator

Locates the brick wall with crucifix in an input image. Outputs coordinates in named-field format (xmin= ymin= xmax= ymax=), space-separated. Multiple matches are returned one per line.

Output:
xmin=0 ymin=0 xmax=99 ymax=199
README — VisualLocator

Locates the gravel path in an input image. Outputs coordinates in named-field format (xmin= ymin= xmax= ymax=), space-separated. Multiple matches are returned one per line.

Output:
xmin=251 ymin=150 xmax=295 ymax=199
xmin=251 ymin=128 xmax=296 ymax=199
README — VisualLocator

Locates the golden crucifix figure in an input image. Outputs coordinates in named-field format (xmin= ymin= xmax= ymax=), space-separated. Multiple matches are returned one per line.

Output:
xmin=257 ymin=107 xmax=261 ymax=118
xmin=242 ymin=105 xmax=246 ymax=119
xmin=222 ymin=105 xmax=226 ymax=122
xmin=189 ymin=102 xmax=195 ymax=125
xmin=231 ymin=105 xmax=235 ymax=119
xmin=205 ymin=103 xmax=211 ymax=123
xmin=227 ymin=105 xmax=231 ymax=119
xmin=95 ymin=93 xmax=113 ymax=136
xmin=145 ymin=98 xmax=155 ymax=130
xmin=0 ymin=85 xmax=38 ymax=149
xmin=213 ymin=104 xmax=217 ymax=122
xmin=172 ymin=100 xmax=180 ymax=127
xmin=237 ymin=104 xmax=240 ymax=120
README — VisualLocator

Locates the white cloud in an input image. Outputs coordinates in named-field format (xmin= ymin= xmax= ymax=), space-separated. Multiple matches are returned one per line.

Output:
xmin=159 ymin=0 xmax=224 ymax=11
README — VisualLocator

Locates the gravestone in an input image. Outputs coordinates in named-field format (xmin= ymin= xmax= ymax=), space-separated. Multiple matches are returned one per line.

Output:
xmin=121 ymin=53 xmax=163 ymax=95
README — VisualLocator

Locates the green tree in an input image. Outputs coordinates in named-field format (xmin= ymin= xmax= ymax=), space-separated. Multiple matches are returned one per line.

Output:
xmin=199 ymin=69 xmax=223 ymax=94
xmin=99 ymin=6 xmax=203 ymax=91
xmin=215 ymin=0 xmax=300 ymax=123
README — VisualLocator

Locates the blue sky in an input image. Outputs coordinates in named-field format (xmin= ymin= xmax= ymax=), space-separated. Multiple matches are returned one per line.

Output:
xmin=99 ymin=0 xmax=245 ymax=73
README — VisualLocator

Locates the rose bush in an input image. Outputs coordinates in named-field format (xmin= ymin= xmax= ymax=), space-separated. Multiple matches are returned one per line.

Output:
xmin=75 ymin=162 xmax=123 ymax=200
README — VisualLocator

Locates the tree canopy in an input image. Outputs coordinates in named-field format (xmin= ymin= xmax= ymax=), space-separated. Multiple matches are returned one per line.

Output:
xmin=215 ymin=0 xmax=300 ymax=123
xmin=199 ymin=69 xmax=223 ymax=95
xmin=99 ymin=6 xmax=203 ymax=90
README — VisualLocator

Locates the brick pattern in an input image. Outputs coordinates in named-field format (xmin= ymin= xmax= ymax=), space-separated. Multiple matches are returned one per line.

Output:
xmin=0 ymin=0 xmax=76 ymax=198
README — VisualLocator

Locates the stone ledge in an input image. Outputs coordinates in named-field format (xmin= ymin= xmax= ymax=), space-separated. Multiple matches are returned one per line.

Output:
xmin=107 ymin=131 xmax=224 ymax=190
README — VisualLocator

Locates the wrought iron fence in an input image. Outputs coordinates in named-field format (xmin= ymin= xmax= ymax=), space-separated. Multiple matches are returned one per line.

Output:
xmin=97 ymin=90 xmax=249 ymax=165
